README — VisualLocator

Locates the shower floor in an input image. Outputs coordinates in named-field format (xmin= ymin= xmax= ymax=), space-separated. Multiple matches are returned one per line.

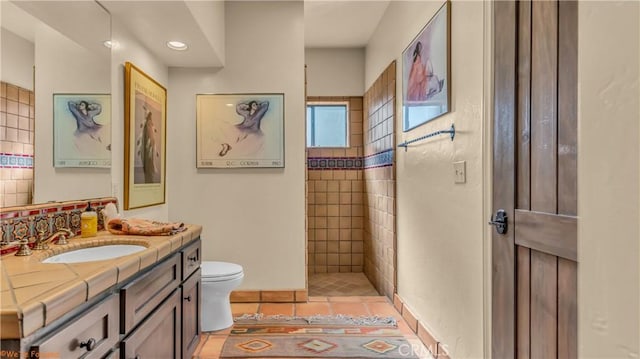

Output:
xmin=308 ymin=272 xmax=379 ymax=296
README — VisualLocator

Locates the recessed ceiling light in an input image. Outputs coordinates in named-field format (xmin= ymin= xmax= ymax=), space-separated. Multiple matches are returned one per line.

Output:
xmin=167 ymin=41 xmax=188 ymax=51
xmin=103 ymin=40 xmax=119 ymax=49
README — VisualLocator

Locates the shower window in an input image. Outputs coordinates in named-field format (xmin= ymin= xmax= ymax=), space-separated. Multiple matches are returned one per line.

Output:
xmin=306 ymin=102 xmax=349 ymax=148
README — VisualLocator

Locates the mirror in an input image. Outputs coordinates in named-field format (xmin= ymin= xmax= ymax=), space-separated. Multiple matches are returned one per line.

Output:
xmin=1 ymin=0 xmax=111 ymax=207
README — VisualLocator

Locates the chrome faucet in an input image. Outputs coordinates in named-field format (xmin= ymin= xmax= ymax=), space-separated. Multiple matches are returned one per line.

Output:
xmin=33 ymin=228 xmax=74 ymax=250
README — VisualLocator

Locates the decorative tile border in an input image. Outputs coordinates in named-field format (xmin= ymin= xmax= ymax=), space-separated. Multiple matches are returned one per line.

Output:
xmin=0 ymin=197 xmax=118 ymax=256
xmin=307 ymin=151 xmax=394 ymax=171
xmin=307 ymin=157 xmax=363 ymax=170
xmin=0 ymin=153 xmax=34 ymax=169
xmin=364 ymin=149 xmax=394 ymax=169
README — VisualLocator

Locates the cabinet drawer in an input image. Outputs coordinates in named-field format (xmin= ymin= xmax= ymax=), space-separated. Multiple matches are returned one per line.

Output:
xmin=121 ymin=253 xmax=181 ymax=333
xmin=181 ymin=239 xmax=201 ymax=281
xmin=30 ymin=294 xmax=119 ymax=359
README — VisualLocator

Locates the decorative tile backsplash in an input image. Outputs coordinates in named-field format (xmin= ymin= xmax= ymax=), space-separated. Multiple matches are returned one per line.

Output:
xmin=0 ymin=197 xmax=118 ymax=256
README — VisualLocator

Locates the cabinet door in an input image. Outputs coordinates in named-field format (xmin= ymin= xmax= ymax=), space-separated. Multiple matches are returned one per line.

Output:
xmin=121 ymin=289 xmax=181 ymax=359
xmin=30 ymin=294 xmax=119 ymax=359
xmin=121 ymin=253 xmax=181 ymax=333
xmin=181 ymin=269 xmax=201 ymax=359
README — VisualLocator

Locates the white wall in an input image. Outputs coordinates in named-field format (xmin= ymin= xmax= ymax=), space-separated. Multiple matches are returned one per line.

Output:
xmin=1 ymin=28 xmax=34 ymax=90
xmin=111 ymin=18 xmax=170 ymax=220
xmin=168 ymin=1 xmax=306 ymax=290
xmin=366 ymin=1 xmax=485 ymax=358
xmin=305 ymin=48 xmax=364 ymax=96
xmin=33 ymin=24 xmax=111 ymax=203
xmin=185 ymin=1 xmax=225 ymax=66
xmin=578 ymin=2 xmax=639 ymax=358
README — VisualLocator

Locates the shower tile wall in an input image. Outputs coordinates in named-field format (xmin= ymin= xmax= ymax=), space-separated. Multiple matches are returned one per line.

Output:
xmin=307 ymin=96 xmax=364 ymax=274
xmin=363 ymin=61 xmax=396 ymax=299
xmin=0 ymin=82 xmax=35 ymax=207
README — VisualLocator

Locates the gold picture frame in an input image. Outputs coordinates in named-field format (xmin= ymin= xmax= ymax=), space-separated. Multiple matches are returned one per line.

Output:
xmin=124 ymin=62 xmax=167 ymax=209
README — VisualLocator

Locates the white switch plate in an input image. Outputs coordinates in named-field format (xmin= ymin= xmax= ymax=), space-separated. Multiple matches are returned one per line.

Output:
xmin=453 ymin=161 xmax=466 ymax=184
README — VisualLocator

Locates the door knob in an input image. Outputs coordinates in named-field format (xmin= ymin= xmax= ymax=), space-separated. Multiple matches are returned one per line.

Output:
xmin=488 ymin=209 xmax=508 ymax=234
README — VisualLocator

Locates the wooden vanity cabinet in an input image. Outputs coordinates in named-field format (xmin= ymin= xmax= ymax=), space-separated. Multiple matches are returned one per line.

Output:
xmin=19 ymin=238 xmax=201 ymax=359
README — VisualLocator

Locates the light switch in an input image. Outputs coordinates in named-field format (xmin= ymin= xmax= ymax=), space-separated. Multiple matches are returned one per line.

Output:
xmin=453 ymin=161 xmax=466 ymax=184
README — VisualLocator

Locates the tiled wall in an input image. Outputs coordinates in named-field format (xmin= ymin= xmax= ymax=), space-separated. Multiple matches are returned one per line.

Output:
xmin=307 ymin=96 xmax=365 ymax=274
xmin=0 ymin=82 xmax=35 ymax=207
xmin=363 ymin=62 xmax=397 ymax=299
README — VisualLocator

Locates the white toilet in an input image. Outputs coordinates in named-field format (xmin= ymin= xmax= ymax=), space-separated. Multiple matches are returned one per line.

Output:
xmin=200 ymin=261 xmax=244 ymax=331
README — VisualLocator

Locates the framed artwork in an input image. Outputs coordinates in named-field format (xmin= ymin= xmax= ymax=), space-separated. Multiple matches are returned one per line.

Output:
xmin=124 ymin=62 xmax=167 ymax=209
xmin=196 ymin=93 xmax=285 ymax=168
xmin=53 ymin=94 xmax=111 ymax=167
xmin=402 ymin=1 xmax=451 ymax=132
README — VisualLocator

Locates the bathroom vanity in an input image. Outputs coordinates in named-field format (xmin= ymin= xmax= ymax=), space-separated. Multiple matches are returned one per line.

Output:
xmin=0 ymin=225 xmax=202 ymax=359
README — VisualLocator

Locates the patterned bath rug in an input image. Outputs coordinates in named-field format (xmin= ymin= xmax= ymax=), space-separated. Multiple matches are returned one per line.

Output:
xmin=220 ymin=314 xmax=418 ymax=358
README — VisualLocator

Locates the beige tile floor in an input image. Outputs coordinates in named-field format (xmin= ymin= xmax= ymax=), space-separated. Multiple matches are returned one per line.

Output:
xmin=308 ymin=272 xmax=380 ymax=296
xmin=193 ymin=296 xmax=434 ymax=359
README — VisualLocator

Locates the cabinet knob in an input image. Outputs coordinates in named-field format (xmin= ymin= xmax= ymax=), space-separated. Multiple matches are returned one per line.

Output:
xmin=79 ymin=338 xmax=96 ymax=351
xmin=184 ymin=295 xmax=191 ymax=302
xmin=188 ymin=255 xmax=197 ymax=262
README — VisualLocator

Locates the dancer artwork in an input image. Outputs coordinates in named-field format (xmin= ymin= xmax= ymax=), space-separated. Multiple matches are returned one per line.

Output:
xmin=124 ymin=62 xmax=166 ymax=210
xmin=53 ymin=94 xmax=111 ymax=167
xmin=402 ymin=1 xmax=450 ymax=131
xmin=196 ymin=94 xmax=284 ymax=168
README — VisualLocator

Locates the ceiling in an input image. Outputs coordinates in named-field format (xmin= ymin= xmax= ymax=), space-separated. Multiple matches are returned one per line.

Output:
xmin=3 ymin=1 xmax=390 ymax=68
xmin=304 ymin=1 xmax=390 ymax=48
xmin=100 ymin=0 xmax=390 ymax=67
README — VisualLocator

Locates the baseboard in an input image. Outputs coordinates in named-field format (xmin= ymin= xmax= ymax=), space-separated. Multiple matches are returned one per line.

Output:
xmin=231 ymin=289 xmax=308 ymax=303
xmin=394 ymin=293 xmax=451 ymax=359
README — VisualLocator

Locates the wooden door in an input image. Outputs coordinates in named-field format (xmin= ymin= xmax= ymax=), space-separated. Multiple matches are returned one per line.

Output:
xmin=492 ymin=1 xmax=577 ymax=358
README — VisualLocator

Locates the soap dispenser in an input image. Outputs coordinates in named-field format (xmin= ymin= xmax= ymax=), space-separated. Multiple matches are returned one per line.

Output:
xmin=81 ymin=202 xmax=98 ymax=238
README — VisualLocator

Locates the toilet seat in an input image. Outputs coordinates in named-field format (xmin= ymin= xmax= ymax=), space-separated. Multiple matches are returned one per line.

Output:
xmin=201 ymin=261 xmax=244 ymax=282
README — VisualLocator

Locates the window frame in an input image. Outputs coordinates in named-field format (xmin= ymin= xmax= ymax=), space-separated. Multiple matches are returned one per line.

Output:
xmin=306 ymin=101 xmax=350 ymax=148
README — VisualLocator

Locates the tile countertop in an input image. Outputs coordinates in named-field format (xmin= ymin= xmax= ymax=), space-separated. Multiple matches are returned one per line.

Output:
xmin=0 ymin=224 xmax=202 ymax=339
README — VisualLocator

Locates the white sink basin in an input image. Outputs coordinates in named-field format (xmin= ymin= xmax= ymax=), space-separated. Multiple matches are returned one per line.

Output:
xmin=42 ymin=244 xmax=147 ymax=264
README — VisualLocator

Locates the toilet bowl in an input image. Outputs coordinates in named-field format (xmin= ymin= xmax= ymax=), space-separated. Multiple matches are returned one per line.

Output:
xmin=201 ymin=261 xmax=244 ymax=331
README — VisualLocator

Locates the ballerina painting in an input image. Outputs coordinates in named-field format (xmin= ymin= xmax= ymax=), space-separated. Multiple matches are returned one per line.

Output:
xmin=196 ymin=94 xmax=284 ymax=168
xmin=53 ymin=94 xmax=111 ymax=167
